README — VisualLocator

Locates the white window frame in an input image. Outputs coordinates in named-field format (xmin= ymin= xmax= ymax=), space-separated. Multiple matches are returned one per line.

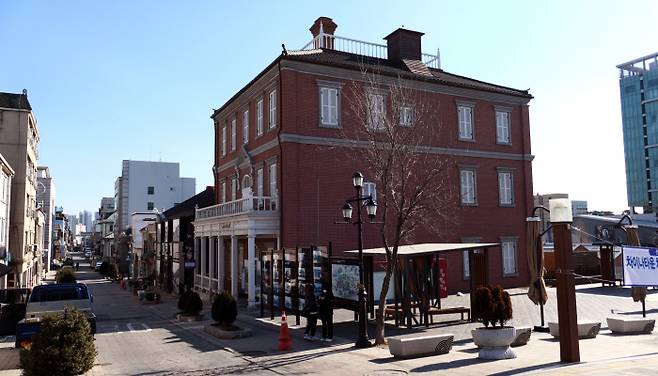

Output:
xmin=320 ymin=87 xmax=339 ymax=127
xmin=242 ymin=109 xmax=249 ymax=145
xmin=362 ymin=182 xmax=377 ymax=202
xmin=231 ymin=118 xmax=236 ymax=151
xmin=457 ymin=103 xmax=474 ymax=141
xmin=463 ymin=251 xmax=470 ymax=279
xmin=496 ymin=110 xmax=511 ymax=144
xmin=497 ymin=170 xmax=514 ymax=206
xmin=400 ymin=106 xmax=413 ymax=127
xmin=368 ymin=93 xmax=385 ymax=130
xmin=231 ymin=178 xmax=237 ymax=201
xmin=269 ymin=90 xmax=277 ymax=129
xmin=501 ymin=238 xmax=518 ymax=276
xmin=221 ymin=181 xmax=226 ymax=203
xmin=269 ymin=163 xmax=277 ymax=197
xmin=256 ymin=99 xmax=264 ymax=136
xmin=221 ymin=126 xmax=226 ymax=157
xmin=459 ymin=168 xmax=477 ymax=205
xmin=256 ymin=168 xmax=263 ymax=197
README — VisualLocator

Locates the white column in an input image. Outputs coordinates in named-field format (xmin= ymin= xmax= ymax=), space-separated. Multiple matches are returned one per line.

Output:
xmin=218 ymin=236 xmax=225 ymax=292
xmin=201 ymin=237 xmax=207 ymax=288
xmin=231 ymin=235 xmax=238 ymax=298
xmin=209 ymin=237 xmax=215 ymax=286
xmin=276 ymin=236 xmax=281 ymax=251
xmin=247 ymin=232 xmax=256 ymax=309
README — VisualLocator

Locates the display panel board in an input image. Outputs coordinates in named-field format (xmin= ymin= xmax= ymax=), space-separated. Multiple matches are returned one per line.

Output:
xmin=623 ymin=246 xmax=658 ymax=286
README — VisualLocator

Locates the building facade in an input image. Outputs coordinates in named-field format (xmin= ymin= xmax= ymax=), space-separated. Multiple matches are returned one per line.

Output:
xmin=98 ymin=197 xmax=115 ymax=220
xmin=113 ymin=160 xmax=196 ymax=232
xmin=36 ymin=166 xmax=55 ymax=272
xmin=0 ymin=91 xmax=41 ymax=287
xmin=618 ymin=52 xmax=658 ymax=212
xmin=0 ymin=153 xmax=14 ymax=288
xmin=194 ymin=17 xmax=535 ymax=307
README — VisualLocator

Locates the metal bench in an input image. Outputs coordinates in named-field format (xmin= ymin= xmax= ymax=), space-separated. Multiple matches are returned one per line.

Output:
xmin=388 ymin=333 xmax=454 ymax=358
xmin=428 ymin=306 xmax=470 ymax=323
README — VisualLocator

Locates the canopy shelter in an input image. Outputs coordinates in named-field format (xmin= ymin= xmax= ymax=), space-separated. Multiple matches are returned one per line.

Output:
xmin=347 ymin=242 xmax=500 ymax=328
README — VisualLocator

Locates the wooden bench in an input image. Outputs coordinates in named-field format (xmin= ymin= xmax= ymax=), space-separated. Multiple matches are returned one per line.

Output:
xmin=548 ymin=321 xmax=601 ymax=339
xmin=607 ymin=317 xmax=655 ymax=335
xmin=428 ymin=306 xmax=470 ymax=323
xmin=388 ymin=333 xmax=454 ymax=358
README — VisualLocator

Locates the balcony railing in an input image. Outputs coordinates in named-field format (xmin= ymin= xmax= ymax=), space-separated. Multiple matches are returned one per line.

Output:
xmin=300 ymin=32 xmax=441 ymax=69
xmin=196 ymin=196 xmax=277 ymax=220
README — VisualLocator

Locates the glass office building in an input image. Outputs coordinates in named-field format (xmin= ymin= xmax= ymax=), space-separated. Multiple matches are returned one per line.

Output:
xmin=618 ymin=53 xmax=658 ymax=211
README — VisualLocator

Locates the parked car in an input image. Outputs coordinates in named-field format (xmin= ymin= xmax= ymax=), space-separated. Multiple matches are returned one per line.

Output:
xmin=15 ymin=283 xmax=95 ymax=348
xmin=84 ymin=251 xmax=91 ymax=258
xmin=0 ymin=288 xmax=31 ymax=335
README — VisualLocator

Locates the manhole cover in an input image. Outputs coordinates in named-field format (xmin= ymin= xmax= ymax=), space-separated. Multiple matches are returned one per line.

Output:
xmin=364 ymin=369 xmax=408 ymax=376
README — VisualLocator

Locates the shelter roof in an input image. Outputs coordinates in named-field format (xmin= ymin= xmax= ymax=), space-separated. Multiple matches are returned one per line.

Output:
xmin=345 ymin=242 xmax=500 ymax=256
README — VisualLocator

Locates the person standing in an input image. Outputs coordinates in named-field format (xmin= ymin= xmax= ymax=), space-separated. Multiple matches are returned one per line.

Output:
xmin=303 ymin=285 xmax=319 ymax=340
xmin=319 ymin=287 xmax=334 ymax=342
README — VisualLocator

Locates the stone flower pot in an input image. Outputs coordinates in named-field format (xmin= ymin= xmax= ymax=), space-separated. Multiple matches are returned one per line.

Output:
xmin=472 ymin=327 xmax=517 ymax=360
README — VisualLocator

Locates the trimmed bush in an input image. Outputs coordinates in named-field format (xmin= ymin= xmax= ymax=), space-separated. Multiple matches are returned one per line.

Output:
xmin=472 ymin=285 xmax=513 ymax=328
xmin=211 ymin=292 xmax=237 ymax=328
xmin=20 ymin=307 xmax=97 ymax=376
xmin=55 ymin=269 xmax=76 ymax=284
xmin=178 ymin=291 xmax=202 ymax=315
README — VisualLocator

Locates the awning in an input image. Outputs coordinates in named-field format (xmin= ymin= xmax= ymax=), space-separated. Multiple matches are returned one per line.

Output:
xmin=0 ymin=262 xmax=12 ymax=278
xmin=345 ymin=242 xmax=500 ymax=256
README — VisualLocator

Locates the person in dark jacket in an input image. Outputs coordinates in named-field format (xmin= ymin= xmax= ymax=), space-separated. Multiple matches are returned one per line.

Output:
xmin=303 ymin=285 xmax=319 ymax=340
xmin=318 ymin=287 xmax=334 ymax=342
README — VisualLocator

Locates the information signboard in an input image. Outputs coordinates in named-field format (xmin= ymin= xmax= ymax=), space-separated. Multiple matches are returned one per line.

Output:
xmin=622 ymin=246 xmax=658 ymax=286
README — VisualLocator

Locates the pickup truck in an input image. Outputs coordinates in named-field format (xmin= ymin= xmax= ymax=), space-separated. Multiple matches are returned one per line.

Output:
xmin=15 ymin=283 xmax=96 ymax=348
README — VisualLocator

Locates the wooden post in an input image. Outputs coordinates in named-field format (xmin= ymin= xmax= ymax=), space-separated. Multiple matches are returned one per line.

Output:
xmin=553 ymin=223 xmax=580 ymax=363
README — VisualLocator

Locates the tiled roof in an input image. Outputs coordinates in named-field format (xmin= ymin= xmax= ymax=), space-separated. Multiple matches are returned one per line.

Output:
xmin=163 ymin=186 xmax=215 ymax=219
xmin=285 ymin=49 xmax=532 ymax=98
xmin=0 ymin=92 xmax=32 ymax=110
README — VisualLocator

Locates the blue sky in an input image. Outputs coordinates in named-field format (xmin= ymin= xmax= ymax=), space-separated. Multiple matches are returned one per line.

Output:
xmin=1 ymin=1 xmax=657 ymax=214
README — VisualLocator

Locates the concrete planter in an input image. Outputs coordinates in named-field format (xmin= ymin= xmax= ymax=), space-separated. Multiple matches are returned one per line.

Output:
xmin=176 ymin=313 xmax=204 ymax=322
xmin=204 ymin=324 xmax=252 ymax=339
xmin=472 ymin=327 xmax=517 ymax=360
xmin=472 ymin=326 xmax=531 ymax=348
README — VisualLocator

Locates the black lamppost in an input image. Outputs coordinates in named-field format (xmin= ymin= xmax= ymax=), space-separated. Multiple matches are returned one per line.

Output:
xmin=341 ymin=171 xmax=377 ymax=348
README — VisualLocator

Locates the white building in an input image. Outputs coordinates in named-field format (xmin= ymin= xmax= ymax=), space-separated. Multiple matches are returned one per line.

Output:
xmin=0 ymin=153 xmax=14 ymax=288
xmin=114 ymin=160 xmax=195 ymax=231
xmin=36 ymin=166 xmax=55 ymax=272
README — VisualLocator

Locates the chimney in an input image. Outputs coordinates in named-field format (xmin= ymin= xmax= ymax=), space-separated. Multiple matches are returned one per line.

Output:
xmin=384 ymin=28 xmax=424 ymax=64
xmin=310 ymin=17 xmax=337 ymax=49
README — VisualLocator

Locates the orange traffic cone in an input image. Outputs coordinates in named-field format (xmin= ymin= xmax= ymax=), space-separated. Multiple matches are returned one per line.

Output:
xmin=278 ymin=311 xmax=292 ymax=351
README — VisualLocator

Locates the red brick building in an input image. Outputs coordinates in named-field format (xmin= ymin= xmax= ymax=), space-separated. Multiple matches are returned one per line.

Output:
xmin=194 ymin=17 xmax=534 ymax=307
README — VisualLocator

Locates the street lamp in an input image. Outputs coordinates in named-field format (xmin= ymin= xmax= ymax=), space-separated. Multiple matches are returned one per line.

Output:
xmin=549 ymin=198 xmax=580 ymax=363
xmin=341 ymin=171 xmax=375 ymax=348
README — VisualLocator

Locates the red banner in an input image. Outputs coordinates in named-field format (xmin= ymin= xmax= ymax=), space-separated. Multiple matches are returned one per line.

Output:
xmin=438 ymin=258 xmax=448 ymax=298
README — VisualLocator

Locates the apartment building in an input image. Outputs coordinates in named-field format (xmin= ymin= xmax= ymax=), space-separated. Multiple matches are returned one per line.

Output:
xmin=36 ymin=166 xmax=55 ymax=272
xmin=0 ymin=153 xmax=14 ymax=288
xmin=0 ymin=91 xmax=41 ymax=287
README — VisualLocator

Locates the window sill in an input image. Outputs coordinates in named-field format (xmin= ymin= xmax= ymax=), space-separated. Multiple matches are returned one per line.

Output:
xmin=458 ymin=137 xmax=476 ymax=143
xmin=319 ymin=122 xmax=341 ymax=129
xmin=460 ymin=202 xmax=478 ymax=207
xmin=499 ymin=203 xmax=515 ymax=208
xmin=496 ymin=141 xmax=512 ymax=146
xmin=503 ymin=273 xmax=519 ymax=278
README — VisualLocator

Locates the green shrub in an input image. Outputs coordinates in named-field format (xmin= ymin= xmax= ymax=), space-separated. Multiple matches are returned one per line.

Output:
xmin=20 ymin=307 xmax=96 ymax=376
xmin=472 ymin=285 xmax=513 ymax=328
xmin=211 ymin=292 xmax=237 ymax=327
xmin=55 ymin=269 xmax=76 ymax=284
xmin=178 ymin=291 xmax=202 ymax=315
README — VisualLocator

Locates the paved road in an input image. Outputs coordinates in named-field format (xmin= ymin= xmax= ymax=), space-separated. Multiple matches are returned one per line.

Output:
xmin=72 ymin=254 xmax=275 ymax=376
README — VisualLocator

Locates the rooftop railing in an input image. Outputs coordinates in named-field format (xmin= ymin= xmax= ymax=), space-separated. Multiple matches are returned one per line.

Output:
xmin=300 ymin=32 xmax=441 ymax=69
xmin=196 ymin=195 xmax=277 ymax=220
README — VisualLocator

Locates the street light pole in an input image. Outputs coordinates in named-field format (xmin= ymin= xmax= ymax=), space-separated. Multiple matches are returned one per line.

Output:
xmin=354 ymin=182 xmax=371 ymax=348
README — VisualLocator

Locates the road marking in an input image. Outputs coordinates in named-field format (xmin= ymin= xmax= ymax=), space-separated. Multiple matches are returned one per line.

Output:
xmin=127 ymin=322 xmax=151 ymax=332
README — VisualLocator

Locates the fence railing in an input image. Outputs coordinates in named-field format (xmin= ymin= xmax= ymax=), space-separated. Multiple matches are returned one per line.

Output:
xmin=300 ymin=33 xmax=441 ymax=69
xmin=196 ymin=196 xmax=277 ymax=220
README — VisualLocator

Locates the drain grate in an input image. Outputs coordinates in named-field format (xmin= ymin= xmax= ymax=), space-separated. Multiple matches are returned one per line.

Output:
xmin=364 ymin=370 xmax=408 ymax=376
xmin=238 ymin=350 xmax=268 ymax=357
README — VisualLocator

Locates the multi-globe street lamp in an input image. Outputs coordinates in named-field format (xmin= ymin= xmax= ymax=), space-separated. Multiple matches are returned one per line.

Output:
xmin=341 ymin=171 xmax=377 ymax=348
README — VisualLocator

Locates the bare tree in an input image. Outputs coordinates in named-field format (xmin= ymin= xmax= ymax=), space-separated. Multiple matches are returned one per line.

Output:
xmin=345 ymin=71 xmax=454 ymax=345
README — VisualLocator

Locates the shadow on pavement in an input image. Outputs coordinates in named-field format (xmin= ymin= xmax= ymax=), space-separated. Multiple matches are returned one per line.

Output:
xmin=410 ymin=357 xmax=491 ymax=372
xmin=488 ymin=361 xmax=562 ymax=375
xmin=575 ymin=286 xmax=658 ymax=298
